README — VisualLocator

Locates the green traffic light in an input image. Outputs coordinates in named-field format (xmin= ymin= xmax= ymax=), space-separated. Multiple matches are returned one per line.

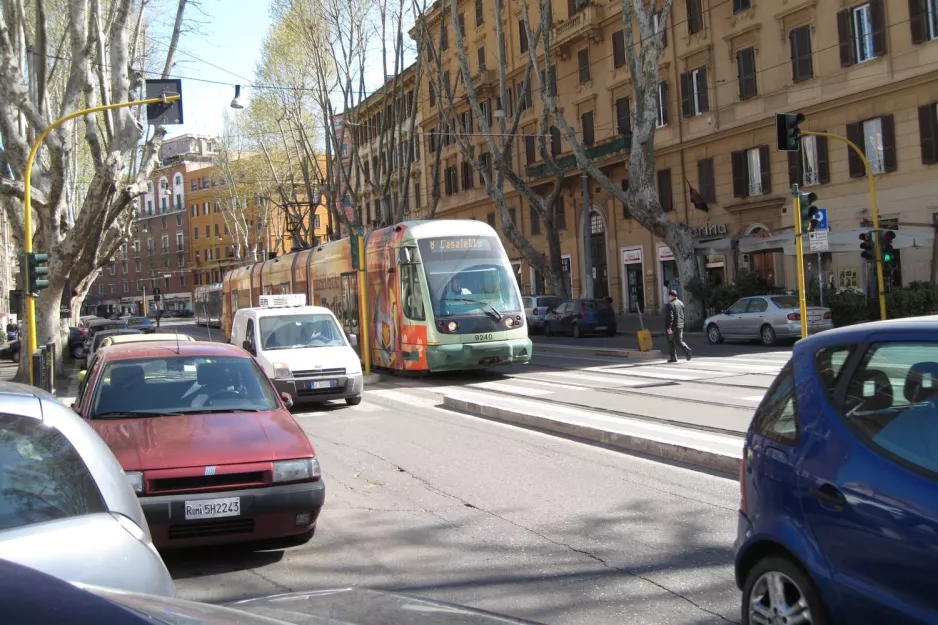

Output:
xmin=776 ymin=113 xmax=805 ymax=152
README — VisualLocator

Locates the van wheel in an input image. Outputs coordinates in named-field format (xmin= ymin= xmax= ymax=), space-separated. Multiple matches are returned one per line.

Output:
xmin=572 ymin=323 xmax=582 ymax=338
xmin=742 ymin=555 xmax=827 ymax=625
xmin=345 ymin=395 xmax=362 ymax=406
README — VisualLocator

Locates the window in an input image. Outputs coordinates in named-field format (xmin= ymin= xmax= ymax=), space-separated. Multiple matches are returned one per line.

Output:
xmin=554 ymin=196 xmax=566 ymax=229
xmin=475 ymin=0 xmax=484 ymax=26
xmin=581 ymin=111 xmax=594 ymax=147
xmin=165 ymin=276 xmax=171 ymax=289
xmin=507 ymin=207 xmax=517 ymax=227
xmin=204 ymin=225 xmax=210 ymax=237
xmin=656 ymin=82 xmax=669 ymax=127
xmin=191 ymin=204 xmax=197 ymax=217
xmin=525 ymin=134 xmax=536 ymax=165
xmin=697 ymin=158 xmax=716 ymax=203
xmin=653 ymin=11 xmax=667 ymax=46
xmin=119 ymin=260 xmax=127 ymax=274
xmin=160 ymin=197 xmax=167 ymax=213
xmin=108 ymin=262 xmax=115 ymax=276
xmin=429 ymin=82 xmax=436 ymax=107
xmin=550 ymin=126 xmax=562 ymax=156
xmin=191 ymin=178 xmax=198 ymax=191
xmin=530 ymin=204 xmax=540 ymax=235
xmin=910 ymin=0 xmax=938 ymax=43
xmin=0 ymin=414 xmax=107 ymax=532
xmin=477 ymin=46 xmax=486 ymax=71
xmin=838 ymin=1 xmax=885 ymax=67
xmin=440 ymin=23 xmax=448 ymax=50
xmin=122 ymin=281 xmax=128 ymax=293
xmin=176 ymin=215 xmax=182 ymax=226
xmin=135 ymin=260 xmax=141 ymax=273
xmin=458 ymin=13 xmax=465 ymax=36
xmin=751 ymin=362 xmax=799 ymax=445
xmin=731 ymin=146 xmax=771 ymax=198
xmin=193 ymin=228 xmax=199 ymax=240
xmin=846 ymin=115 xmax=896 ymax=176
xmin=214 ymin=223 xmax=220 ymax=237
xmin=478 ymin=152 xmax=491 ymax=186
xmin=733 ymin=0 xmax=751 ymax=13
xmin=788 ymin=135 xmax=830 ymax=187
xmin=686 ymin=0 xmax=702 ymax=34
xmin=815 ymin=345 xmax=855 ymax=400
xmin=161 ymin=217 xmax=167 ymax=229
xmin=577 ymin=49 xmax=590 ymax=83
xmin=516 ymin=81 xmax=531 ymax=111
xmin=657 ymin=169 xmax=673 ymax=212
xmin=179 ymin=274 xmax=186 ymax=288
xmin=98 ymin=285 xmax=103 ymax=295
xmin=615 ymin=97 xmax=630 ymax=135
xmin=445 ymin=165 xmax=458 ymax=195
xmin=110 ymin=284 xmax=116 ymax=294
xmin=401 ymin=263 xmax=426 ymax=321
xmin=680 ymin=68 xmax=709 ymax=117
xmin=460 ymin=160 xmax=474 ymax=190
xmin=176 ymin=232 xmax=184 ymax=249
xmin=175 ymin=194 xmax=182 ymax=211
xmin=920 ymin=103 xmax=938 ymax=165
xmin=621 ymin=179 xmax=631 ymax=218
xmin=486 ymin=213 xmax=495 ymax=227
xmin=519 ymin=21 xmax=528 ymax=53
xmin=736 ymin=47 xmax=757 ymax=100
xmin=177 ymin=253 xmax=185 ymax=268
xmin=612 ymin=30 xmax=626 ymax=68
xmin=207 ymin=248 xmax=212 ymax=261
xmin=202 ymin=202 xmax=208 ymax=216
xmin=146 ymin=200 xmax=153 ymax=215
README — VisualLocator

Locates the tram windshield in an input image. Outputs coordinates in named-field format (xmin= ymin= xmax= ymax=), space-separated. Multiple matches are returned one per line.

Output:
xmin=417 ymin=236 xmax=522 ymax=319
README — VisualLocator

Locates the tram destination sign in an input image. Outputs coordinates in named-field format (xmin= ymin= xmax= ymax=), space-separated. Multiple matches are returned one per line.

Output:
xmin=423 ymin=236 xmax=496 ymax=253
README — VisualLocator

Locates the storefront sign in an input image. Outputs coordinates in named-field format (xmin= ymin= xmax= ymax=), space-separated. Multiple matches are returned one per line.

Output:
xmin=622 ymin=248 xmax=643 ymax=264
xmin=561 ymin=256 xmax=571 ymax=274
xmin=657 ymin=245 xmax=674 ymax=262
xmin=691 ymin=224 xmax=729 ymax=238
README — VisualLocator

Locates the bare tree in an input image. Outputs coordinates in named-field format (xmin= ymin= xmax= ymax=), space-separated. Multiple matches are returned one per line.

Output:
xmin=0 ymin=0 xmax=191 ymax=377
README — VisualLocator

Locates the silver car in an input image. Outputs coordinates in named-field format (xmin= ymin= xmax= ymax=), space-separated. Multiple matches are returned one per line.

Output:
xmin=0 ymin=382 xmax=175 ymax=597
xmin=704 ymin=295 xmax=834 ymax=346
xmin=523 ymin=295 xmax=563 ymax=332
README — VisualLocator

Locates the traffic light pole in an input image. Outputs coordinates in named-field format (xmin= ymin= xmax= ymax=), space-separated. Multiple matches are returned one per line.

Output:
xmin=792 ymin=186 xmax=809 ymax=340
xmin=23 ymin=94 xmax=181 ymax=384
xmin=355 ymin=234 xmax=371 ymax=376
xmin=802 ymin=131 xmax=886 ymax=320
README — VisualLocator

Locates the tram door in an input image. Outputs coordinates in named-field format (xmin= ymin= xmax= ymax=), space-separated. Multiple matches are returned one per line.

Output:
xmin=340 ymin=272 xmax=361 ymax=356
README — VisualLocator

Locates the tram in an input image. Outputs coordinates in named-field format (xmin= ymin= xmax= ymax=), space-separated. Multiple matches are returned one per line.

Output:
xmin=193 ymin=283 xmax=223 ymax=328
xmin=221 ymin=220 xmax=532 ymax=373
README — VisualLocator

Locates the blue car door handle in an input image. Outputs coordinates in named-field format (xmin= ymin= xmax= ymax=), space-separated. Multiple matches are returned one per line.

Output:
xmin=810 ymin=484 xmax=846 ymax=509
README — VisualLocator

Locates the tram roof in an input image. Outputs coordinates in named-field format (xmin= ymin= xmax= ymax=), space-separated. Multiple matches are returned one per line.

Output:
xmin=398 ymin=220 xmax=498 ymax=239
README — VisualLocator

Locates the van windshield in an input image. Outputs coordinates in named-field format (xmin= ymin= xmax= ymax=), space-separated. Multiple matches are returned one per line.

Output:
xmin=259 ymin=314 xmax=346 ymax=350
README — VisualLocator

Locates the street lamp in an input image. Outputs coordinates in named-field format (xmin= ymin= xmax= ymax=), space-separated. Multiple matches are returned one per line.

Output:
xmin=230 ymin=85 xmax=245 ymax=110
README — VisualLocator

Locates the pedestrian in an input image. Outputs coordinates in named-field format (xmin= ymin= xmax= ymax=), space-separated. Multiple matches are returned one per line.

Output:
xmin=665 ymin=289 xmax=692 ymax=363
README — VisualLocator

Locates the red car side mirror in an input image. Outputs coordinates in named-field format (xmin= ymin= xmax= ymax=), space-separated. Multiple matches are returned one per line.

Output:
xmin=281 ymin=392 xmax=294 ymax=410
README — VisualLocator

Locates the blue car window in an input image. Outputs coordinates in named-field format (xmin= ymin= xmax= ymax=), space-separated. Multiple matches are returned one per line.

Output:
xmin=752 ymin=362 xmax=798 ymax=445
xmin=838 ymin=342 xmax=938 ymax=477
xmin=815 ymin=345 xmax=855 ymax=399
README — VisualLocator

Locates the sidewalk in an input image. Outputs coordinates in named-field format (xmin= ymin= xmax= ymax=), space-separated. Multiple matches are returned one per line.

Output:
xmin=0 ymin=357 xmax=82 ymax=403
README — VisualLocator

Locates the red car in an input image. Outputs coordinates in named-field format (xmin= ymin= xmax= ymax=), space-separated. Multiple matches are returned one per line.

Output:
xmin=71 ymin=341 xmax=324 ymax=549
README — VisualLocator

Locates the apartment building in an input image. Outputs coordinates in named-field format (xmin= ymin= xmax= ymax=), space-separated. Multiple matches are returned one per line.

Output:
xmin=416 ymin=0 xmax=938 ymax=314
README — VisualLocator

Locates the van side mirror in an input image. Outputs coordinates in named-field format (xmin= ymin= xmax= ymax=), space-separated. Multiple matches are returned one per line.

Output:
xmin=348 ymin=333 xmax=358 ymax=348
xmin=242 ymin=339 xmax=254 ymax=355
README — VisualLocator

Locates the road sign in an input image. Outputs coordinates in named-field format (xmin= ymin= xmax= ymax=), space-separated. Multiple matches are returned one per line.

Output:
xmin=808 ymin=230 xmax=829 ymax=252
xmin=816 ymin=208 xmax=828 ymax=230
xmin=145 ymin=79 xmax=183 ymax=125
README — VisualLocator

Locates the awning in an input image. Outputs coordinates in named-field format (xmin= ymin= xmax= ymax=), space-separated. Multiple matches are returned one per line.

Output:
xmin=693 ymin=228 xmax=934 ymax=257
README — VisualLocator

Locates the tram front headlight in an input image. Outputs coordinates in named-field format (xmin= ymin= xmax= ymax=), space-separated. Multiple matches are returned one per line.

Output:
xmin=447 ymin=321 xmax=458 ymax=332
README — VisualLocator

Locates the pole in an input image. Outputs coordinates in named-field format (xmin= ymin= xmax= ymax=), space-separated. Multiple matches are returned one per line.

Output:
xmin=792 ymin=185 xmax=809 ymax=340
xmin=817 ymin=251 xmax=824 ymax=307
xmin=580 ymin=170 xmax=594 ymax=299
xmin=23 ymin=94 xmax=181 ymax=384
xmin=802 ymin=131 xmax=885 ymax=320
xmin=356 ymin=233 xmax=371 ymax=376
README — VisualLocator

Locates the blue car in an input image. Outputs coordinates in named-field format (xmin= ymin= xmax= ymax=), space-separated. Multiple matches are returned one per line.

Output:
xmin=735 ymin=316 xmax=938 ymax=625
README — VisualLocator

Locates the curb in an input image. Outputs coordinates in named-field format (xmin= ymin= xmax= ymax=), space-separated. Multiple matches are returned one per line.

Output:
xmin=534 ymin=343 xmax=664 ymax=359
xmin=363 ymin=373 xmax=383 ymax=385
xmin=442 ymin=395 xmax=741 ymax=475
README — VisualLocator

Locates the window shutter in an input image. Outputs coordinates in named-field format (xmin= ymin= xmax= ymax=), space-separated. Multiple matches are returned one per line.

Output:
xmin=698 ymin=158 xmax=715 ymax=203
xmin=919 ymin=104 xmax=938 ymax=164
xmin=787 ymin=151 xmax=802 ymax=187
xmin=657 ymin=169 xmax=673 ymax=211
xmin=519 ymin=21 xmax=528 ymax=53
xmin=555 ymin=196 xmax=566 ymax=229
xmin=737 ymin=48 xmax=756 ymax=100
xmin=525 ymin=135 xmax=536 ymax=165
xmin=816 ymin=135 xmax=830 ymax=183
xmin=578 ymin=49 xmax=590 ymax=83
xmin=616 ymin=97 xmax=631 ymax=135
xmin=659 ymin=81 xmax=670 ymax=125
xmin=910 ymin=0 xmax=927 ymax=45
xmin=621 ymin=180 xmax=631 ymax=219
xmin=530 ymin=204 xmax=541 ymax=234
xmin=696 ymin=68 xmax=710 ymax=113
xmin=581 ymin=111 xmax=594 ymax=146
xmin=758 ymin=146 xmax=771 ymax=194
xmin=837 ymin=10 xmax=854 ymax=67
xmin=613 ymin=30 xmax=626 ymax=68
xmin=686 ymin=0 xmax=701 ymax=34
xmin=731 ymin=150 xmax=749 ymax=198
xmin=845 ymin=122 xmax=865 ymax=178
xmin=680 ymin=72 xmax=693 ymax=117
xmin=551 ymin=126 xmax=562 ymax=156
xmin=881 ymin=115 xmax=897 ymax=172
xmin=870 ymin=0 xmax=886 ymax=57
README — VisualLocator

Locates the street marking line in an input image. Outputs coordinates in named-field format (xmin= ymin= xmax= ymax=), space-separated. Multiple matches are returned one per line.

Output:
xmin=351 ymin=402 xmax=383 ymax=413
xmin=466 ymin=381 xmax=553 ymax=396
xmin=293 ymin=411 xmax=327 ymax=418
xmin=505 ymin=377 xmax=584 ymax=391
xmin=534 ymin=370 xmax=649 ymax=385
xmin=742 ymin=395 xmax=766 ymax=402
xmin=366 ymin=388 xmax=442 ymax=409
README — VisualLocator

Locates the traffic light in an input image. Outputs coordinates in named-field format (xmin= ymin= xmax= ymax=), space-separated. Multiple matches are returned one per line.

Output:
xmin=349 ymin=234 xmax=361 ymax=270
xmin=860 ymin=231 xmax=875 ymax=261
xmin=25 ymin=252 xmax=50 ymax=296
xmin=776 ymin=112 xmax=805 ymax=152
xmin=880 ymin=230 xmax=896 ymax=263
xmin=798 ymin=190 xmax=820 ymax=232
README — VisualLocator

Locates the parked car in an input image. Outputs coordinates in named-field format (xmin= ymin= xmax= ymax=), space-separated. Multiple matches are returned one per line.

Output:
xmin=0 ymin=340 xmax=19 ymax=363
xmin=735 ymin=316 xmax=938 ymax=624
xmin=1 ymin=558 xmax=543 ymax=625
xmin=85 ymin=328 xmax=141 ymax=369
xmin=97 ymin=333 xmax=195 ymax=351
xmin=543 ymin=298 xmax=617 ymax=338
xmin=522 ymin=295 xmax=563 ymax=333
xmin=85 ymin=320 xmax=128 ymax=343
xmin=126 ymin=316 xmax=155 ymax=334
xmin=0 ymin=382 xmax=174 ymax=596
xmin=79 ymin=315 xmax=100 ymax=329
xmin=705 ymin=295 xmax=833 ymax=347
xmin=69 ymin=326 xmax=88 ymax=359
xmin=73 ymin=341 xmax=325 ymax=548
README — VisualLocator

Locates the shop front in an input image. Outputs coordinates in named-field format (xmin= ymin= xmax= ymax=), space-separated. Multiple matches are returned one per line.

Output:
xmin=620 ymin=247 xmax=645 ymax=313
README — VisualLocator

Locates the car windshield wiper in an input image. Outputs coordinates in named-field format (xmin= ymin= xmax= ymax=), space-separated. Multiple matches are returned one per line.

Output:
xmin=91 ymin=411 xmax=170 ymax=419
xmin=164 ymin=408 xmax=264 ymax=415
xmin=448 ymin=298 xmax=503 ymax=321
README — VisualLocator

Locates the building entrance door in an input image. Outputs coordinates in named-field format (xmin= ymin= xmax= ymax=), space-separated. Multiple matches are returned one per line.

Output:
xmin=589 ymin=211 xmax=609 ymax=299
xmin=626 ymin=263 xmax=644 ymax=313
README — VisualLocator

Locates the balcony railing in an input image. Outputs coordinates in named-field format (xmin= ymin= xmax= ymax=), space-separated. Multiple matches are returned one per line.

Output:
xmin=525 ymin=134 xmax=630 ymax=179
xmin=551 ymin=2 xmax=606 ymax=56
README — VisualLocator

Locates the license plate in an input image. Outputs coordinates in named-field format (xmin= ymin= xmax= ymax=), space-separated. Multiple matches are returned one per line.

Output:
xmin=595 ymin=326 xmax=607 ymax=331
xmin=184 ymin=497 xmax=240 ymax=520
xmin=311 ymin=380 xmax=336 ymax=389
xmin=808 ymin=315 xmax=821 ymax=323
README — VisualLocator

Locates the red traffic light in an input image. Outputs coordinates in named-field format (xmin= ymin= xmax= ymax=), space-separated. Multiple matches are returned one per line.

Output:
xmin=859 ymin=232 xmax=872 ymax=243
xmin=882 ymin=230 xmax=896 ymax=244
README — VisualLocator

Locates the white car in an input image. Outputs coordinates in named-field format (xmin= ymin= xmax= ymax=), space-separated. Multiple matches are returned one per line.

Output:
xmin=230 ymin=294 xmax=364 ymax=407
xmin=522 ymin=295 xmax=563 ymax=332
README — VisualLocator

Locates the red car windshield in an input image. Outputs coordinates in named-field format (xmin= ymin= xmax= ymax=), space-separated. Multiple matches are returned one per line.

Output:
xmin=89 ymin=355 xmax=280 ymax=419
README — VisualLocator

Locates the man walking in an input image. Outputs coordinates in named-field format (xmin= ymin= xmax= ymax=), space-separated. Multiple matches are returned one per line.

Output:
xmin=665 ymin=289 xmax=692 ymax=363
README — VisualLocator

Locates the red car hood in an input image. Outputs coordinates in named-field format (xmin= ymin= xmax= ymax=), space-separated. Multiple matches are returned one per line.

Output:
xmin=92 ymin=410 xmax=314 ymax=472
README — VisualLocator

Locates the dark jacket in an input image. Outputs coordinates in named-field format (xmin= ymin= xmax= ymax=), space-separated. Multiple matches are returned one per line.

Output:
xmin=666 ymin=298 xmax=685 ymax=331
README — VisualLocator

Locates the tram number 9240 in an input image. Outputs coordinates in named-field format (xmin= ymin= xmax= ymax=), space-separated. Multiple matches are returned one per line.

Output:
xmin=474 ymin=334 xmax=494 ymax=341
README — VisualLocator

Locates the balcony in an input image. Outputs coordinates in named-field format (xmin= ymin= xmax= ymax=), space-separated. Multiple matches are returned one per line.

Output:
xmin=525 ymin=134 xmax=631 ymax=179
xmin=471 ymin=68 xmax=498 ymax=96
xmin=551 ymin=2 xmax=607 ymax=59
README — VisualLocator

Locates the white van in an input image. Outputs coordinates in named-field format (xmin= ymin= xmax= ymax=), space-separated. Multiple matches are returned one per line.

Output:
xmin=230 ymin=294 xmax=364 ymax=407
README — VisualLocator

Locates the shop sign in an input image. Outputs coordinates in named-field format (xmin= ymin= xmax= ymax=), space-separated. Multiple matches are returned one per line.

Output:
xmin=561 ymin=256 xmax=571 ymax=274
xmin=691 ymin=224 xmax=728 ymax=238
xmin=657 ymin=245 xmax=674 ymax=262
xmin=622 ymin=248 xmax=643 ymax=264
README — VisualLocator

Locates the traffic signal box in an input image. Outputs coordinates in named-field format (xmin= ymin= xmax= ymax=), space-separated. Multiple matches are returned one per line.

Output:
xmin=860 ymin=232 xmax=875 ymax=261
xmin=880 ymin=230 xmax=896 ymax=263
xmin=859 ymin=230 xmax=897 ymax=263
xmin=798 ymin=190 xmax=820 ymax=233
xmin=24 ymin=252 xmax=50 ymax=296
xmin=776 ymin=113 xmax=805 ymax=152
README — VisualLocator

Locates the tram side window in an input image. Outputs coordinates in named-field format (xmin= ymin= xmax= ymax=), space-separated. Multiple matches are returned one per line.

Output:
xmin=401 ymin=264 xmax=426 ymax=321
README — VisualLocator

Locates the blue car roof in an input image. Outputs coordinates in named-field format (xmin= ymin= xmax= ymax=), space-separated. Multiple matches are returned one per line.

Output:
xmin=0 ymin=558 xmax=151 ymax=625
xmin=794 ymin=315 xmax=938 ymax=354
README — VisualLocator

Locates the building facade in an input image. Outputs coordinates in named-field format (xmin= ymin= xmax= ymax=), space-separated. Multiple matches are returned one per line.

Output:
xmin=415 ymin=0 xmax=938 ymax=314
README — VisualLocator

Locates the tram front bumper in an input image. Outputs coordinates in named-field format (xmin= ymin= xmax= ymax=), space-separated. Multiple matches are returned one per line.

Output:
xmin=426 ymin=337 xmax=533 ymax=372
